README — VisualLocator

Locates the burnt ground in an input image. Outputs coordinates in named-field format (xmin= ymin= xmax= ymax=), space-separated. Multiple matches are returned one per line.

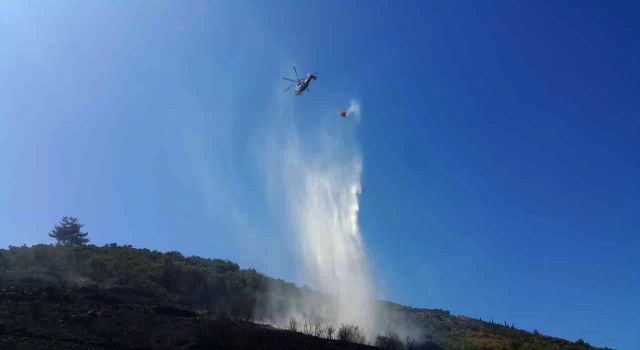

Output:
xmin=0 ymin=278 xmax=376 ymax=350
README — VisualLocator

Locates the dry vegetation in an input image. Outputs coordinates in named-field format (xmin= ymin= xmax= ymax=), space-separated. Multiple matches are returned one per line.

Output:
xmin=0 ymin=244 xmax=612 ymax=350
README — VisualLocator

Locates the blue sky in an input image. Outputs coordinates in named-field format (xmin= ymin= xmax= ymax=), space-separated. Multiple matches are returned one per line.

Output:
xmin=1 ymin=1 xmax=639 ymax=349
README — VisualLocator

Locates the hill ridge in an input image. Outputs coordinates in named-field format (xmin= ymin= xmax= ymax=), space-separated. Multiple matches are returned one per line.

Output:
xmin=0 ymin=243 xmax=611 ymax=350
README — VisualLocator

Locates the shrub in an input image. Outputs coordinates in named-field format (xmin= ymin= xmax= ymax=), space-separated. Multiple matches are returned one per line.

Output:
xmin=288 ymin=317 xmax=298 ymax=332
xmin=375 ymin=332 xmax=403 ymax=350
xmin=338 ymin=324 xmax=366 ymax=344
xmin=326 ymin=324 xmax=335 ymax=340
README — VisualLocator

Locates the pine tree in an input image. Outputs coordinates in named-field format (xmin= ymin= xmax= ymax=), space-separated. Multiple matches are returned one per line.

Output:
xmin=49 ymin=216 xmax=89 ymax=246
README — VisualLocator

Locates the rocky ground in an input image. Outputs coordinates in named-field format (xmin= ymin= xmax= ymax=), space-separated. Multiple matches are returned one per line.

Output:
xmin=0 ymin=278 xmax=376 ymax=350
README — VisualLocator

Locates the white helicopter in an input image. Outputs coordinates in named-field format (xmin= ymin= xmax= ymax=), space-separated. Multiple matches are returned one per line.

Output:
xmin=283 ymin=66 xmax=317 ymax=95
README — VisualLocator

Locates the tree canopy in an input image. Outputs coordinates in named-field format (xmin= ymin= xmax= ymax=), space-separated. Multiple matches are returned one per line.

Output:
xmin=48 ymin=216 xmax=89 ymax=246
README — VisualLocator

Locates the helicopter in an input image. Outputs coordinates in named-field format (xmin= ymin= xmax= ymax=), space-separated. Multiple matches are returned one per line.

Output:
xmin=283 ymin=66 xmax=317 ymax=95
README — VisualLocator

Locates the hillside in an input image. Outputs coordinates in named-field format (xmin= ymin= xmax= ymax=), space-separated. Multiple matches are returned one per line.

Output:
xmin=0 ymin=244 xmax=611 ymax=350
xmin=0 ymin=277 xmax=378 ymax=350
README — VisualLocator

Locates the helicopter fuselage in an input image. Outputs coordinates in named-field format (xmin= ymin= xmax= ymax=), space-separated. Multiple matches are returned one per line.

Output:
xmin=295 ymin=75 xmax=316 ymax=95
xmin=283 ymin=68 xmax=317 ymax=95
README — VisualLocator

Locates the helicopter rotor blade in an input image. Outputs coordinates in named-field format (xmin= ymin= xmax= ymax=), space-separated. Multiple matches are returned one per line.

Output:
xmin=284 ymin=84 xmax=294 ymax=92
xmin=293 ymin=66 xmax=300 ymax=81
xmin=282 ymin=77 xmax=296 ymax=83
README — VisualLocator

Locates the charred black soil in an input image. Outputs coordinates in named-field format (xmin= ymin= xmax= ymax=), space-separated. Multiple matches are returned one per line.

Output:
xmin=0 ymin=278 xmax=375 ymax=350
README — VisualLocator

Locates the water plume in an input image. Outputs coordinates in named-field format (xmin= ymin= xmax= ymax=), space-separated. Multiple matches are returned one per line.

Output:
xmin=281 ymin=125 xmax=377 ymax=333
xmin=256 ymin=92 xmax=378 ymax=334
xmin=255 ymin=92 xmax=422 ymax=343
xmin=347 ymin=99 xmax=362 ymax=123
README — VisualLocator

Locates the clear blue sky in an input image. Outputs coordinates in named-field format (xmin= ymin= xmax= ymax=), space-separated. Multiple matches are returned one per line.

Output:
xmin=1 ymin=1 xmax=639 ymax=349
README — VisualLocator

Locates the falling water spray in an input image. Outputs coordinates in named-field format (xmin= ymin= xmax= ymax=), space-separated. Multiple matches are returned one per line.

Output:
xmin=282 ymin=132 xmax=378 ymax=333
xmin=259 ymin=96 xmax=378 ymax=333
xmin=257 ymin=96 xmax=421 ymax=342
